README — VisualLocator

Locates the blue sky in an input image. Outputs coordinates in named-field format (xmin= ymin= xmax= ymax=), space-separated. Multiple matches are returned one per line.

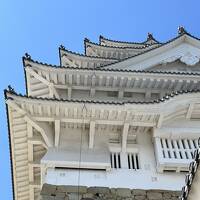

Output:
xmin=0 ymin=0 xmax=200 ymax=199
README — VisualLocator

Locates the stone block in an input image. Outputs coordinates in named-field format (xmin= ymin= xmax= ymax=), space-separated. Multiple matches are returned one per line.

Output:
xmin=56 ymin=186 xmax=69 ymax=192
xmin=147 ymin=192 xmax=162 ymax=200
xmin=87 ymin=187 xmax=110 ymax=194
xmin=162 ymin=193 xmax=172 ymax=199
xmin=55 ymin=197 xmax=65 ymax=200
xmin=116 ymin=188 xmax=131 ymax=197
xmin=110 ymin=188 xmax=117 ymax=194
xmin=132 ymin=189 xmax=146 ymax=196
xmin=124 ymin=198 xmax=133 ymax=200
xmin=82 ymin=193 xmax=94 ymax=198
xmin=135 ymin=195 xmax=146 ymax=200
xmin=55 ymin=192 xmax=66 ymax=197
xmin=41 ymin=195 xmax=55 ymax=200
xmin=171 ymin=191 xmax=181 ymax=197
xmin=59 ymin=185 xmax=87 ymax=194
xmin=41 ymin=184 xmax=57 ymax=195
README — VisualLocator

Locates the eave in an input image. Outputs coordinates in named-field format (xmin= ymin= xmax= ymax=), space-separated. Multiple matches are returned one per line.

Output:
xmin=59 ymin=47 xmax=117 ymax=68
xmin=23 ymin=56 xmax=200 ymax=76
xmin=5 ymin=88 xmax=200 ymax=106
xmin=84 ymin=38 xmax=158 ymax=59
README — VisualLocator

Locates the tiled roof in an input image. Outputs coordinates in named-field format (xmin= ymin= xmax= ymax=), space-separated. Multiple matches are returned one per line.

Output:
xmin=99 ymin=33 xmax=161 ymax=45
xmin=59 ymin=45 xmax=118 ymax=61
xmin=5 ymin=87 xmax=200 ymax=105
xmin=23 ymin=56 xmax=200 ymax=76
xmin=85 ymin=37 xmax=157 ymax=49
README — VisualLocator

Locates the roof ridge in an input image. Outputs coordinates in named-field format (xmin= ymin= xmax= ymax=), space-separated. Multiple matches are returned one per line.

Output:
xmin=85 ymin=37 xmax=158 ymax=50
xmin=5 ymin=88 xmax=200 ymax=105
xmin=99 ymin=33 xmax=161 ymax=45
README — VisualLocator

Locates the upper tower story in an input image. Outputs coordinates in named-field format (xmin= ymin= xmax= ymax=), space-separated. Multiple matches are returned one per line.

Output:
xmin=23 ymin=27 xmax=200 ymax=102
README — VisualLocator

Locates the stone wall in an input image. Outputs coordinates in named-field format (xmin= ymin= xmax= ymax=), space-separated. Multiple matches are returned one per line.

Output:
xmin=40 ymin=184 xmax=181 ymax=200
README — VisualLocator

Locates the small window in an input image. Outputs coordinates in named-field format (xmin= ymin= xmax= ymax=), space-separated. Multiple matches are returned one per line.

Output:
xmin=110 ymin=152 xmax=121 ymax=169
xmin=127 ymin=153 xmax=140 ymax=170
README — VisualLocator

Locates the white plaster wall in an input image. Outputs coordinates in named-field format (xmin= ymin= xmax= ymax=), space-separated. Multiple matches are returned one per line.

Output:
xmin=42 ymin=126 xmax=188 ymax=190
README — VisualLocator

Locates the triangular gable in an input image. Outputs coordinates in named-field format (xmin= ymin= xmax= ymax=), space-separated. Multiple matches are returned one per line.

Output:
xmin=104 ymin=34 xmax=200 ymax=71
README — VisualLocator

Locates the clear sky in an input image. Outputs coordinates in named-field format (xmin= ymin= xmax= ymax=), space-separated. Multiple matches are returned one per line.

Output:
xmin=0 ymin=0 xmax=200 ymax=199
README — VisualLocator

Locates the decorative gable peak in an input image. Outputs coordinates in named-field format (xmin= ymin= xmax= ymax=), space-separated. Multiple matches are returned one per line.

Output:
xmin=162 ymin=51 xmax=200 ymax=66
xmin=178 ymin=26 xmax=187 ymax=35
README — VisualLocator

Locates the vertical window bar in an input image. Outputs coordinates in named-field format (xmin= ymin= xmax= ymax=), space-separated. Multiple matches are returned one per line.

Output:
xmin=133 ymin=153 xmax=137 ymax=169
xmin=114 ymin=153 xmax=117 ymax=168
xmin=110 ymin=153 xmax=113 ymax=168
xmin=118 ymin=153 xmax=121 ymax=168
xmin=136 ymin=154 xmax=139 ymax=169
xmin=128 ymin=153 xmax=130 ymax=169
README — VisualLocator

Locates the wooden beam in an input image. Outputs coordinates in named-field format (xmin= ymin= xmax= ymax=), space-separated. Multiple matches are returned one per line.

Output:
xmin=186 ymin=103 xmax=194 ymax=119
xmin=122 ymin=123 xmax=130 ymax=152
xmin=54 ymin=120 xmax=60 ymax=147
xmin=175 ymin=80 xmax=183 ymax=90
xmin=126 ymin=77 xmax=132 ymax=88
xmin=84 ymin=75 xmax=88 ymax=86
xmin=25 ymin=117 xmax=53 ymax=147
xmin=51 ymin=84 xmax=60 ymax=99
xmin=89 ymin=121 xmax=95 ymax=148
xmin=64 ymin=57 xmax=79 ymax=68
xmin=87 ymin=46 xmax=99 ymax=57
xmin=118 ymin=90 xmax=123 ymax=99
xmin=105 ymin=76 xmax=110 ymax=87
xmin=6 ymin=99 xmax=53 ymax=147
xmin=90 ymin=88 xmax=95 ymax=97
xmin=33 ymin=116 xmax=156 ymax=127
xmin=26 ymin=67 xmax=50 ymax=86
xmin=26 ymin=67 xmax=60 ymax=99
xmin=68 ymin=87 xmax=72 ymax=100
xmin=145 ymin=90 xmax=151 ymax=99
xmin=157 ymin=114 xmax=164 ymax=128
xmin=119 ymin=77 xmax=124 ymax=87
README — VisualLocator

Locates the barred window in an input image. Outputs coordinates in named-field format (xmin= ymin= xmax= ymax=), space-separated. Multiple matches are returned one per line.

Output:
xmin=127 ymin=153 xmax=140 ymax=169
xmin=110 ymin=152 xmax=121 ymax=169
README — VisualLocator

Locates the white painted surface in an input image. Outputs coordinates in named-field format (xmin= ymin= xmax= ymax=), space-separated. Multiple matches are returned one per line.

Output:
xmin=41 ymin=127 xmax=194 ymax=190
xmin=44 ymin=168 xmax=185 ymax=190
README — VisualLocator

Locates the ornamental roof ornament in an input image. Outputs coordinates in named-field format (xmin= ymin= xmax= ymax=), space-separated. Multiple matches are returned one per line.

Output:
xmin=24 ymin=53 xmax=31 ymax=60
xmin=6 ymin=85 xmax=16 ymax=95
xmin=147 ymin=32 xmax=154 ymax=41
xmin=59 ymin=44 xmax=65 ymax=50
xmin=178 ymin=26 xmax=187 ymax=35
xmin=84 ymin=38 xmax=90 ymax=43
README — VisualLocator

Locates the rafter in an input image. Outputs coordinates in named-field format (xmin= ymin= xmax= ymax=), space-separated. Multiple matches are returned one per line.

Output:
xmin=26 ymin=67 xmax=59 ymax=98
xmin=54 ymin=120 xmax=61 ymax=146
xmin=89 ymin=121 xmax=95 ymax=148
xmin=122 ymin=123 xmax=130 ymax=152
xmin=6 ymin=99 xmax=53 ymax=147
xmin=186 ymin=103 xmax=194 ymax=119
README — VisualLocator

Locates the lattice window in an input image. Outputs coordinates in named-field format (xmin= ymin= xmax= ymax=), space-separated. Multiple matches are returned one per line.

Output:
xmin=127 ymin=153 xmax=140 ymax=170
xmin=110 ymin=152 xmax=121 ymax=169
xmin=159 ymin=138 xmax=198 ymax=160
xmin=154 ymin=137 xmax=199 ymax=172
